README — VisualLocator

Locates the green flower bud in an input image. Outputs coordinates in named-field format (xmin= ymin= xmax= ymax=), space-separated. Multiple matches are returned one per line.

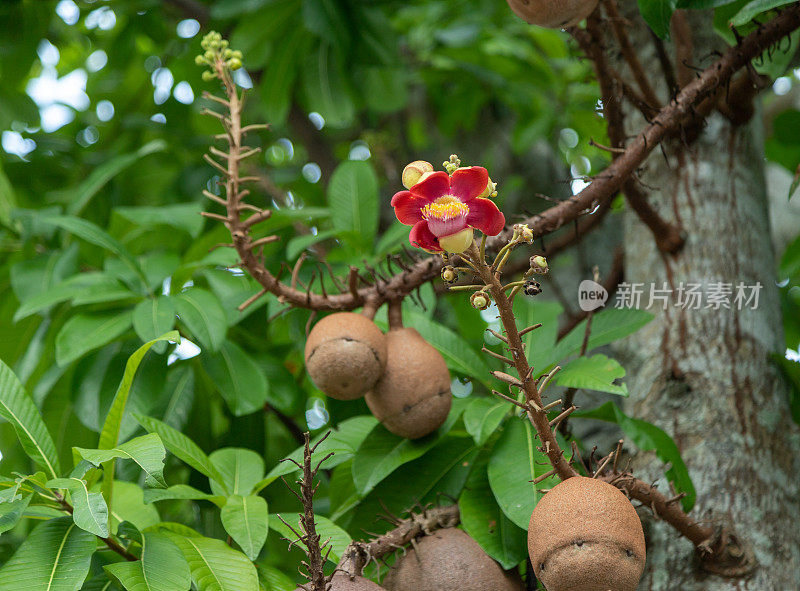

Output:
xmin=202 ymin=70 xmax=216 ymax=81
xmin=470 ymin=291 xmax=491 ymax=310
xmin=195 ymin=55 xmax=206 ymax=66
xmin=530 ymin=255 xmax=549 ymax=274
xmin=441 ymin=266 xmax=458 ymax=284
xmin=227 ymin=58 xmax=242 ymax=70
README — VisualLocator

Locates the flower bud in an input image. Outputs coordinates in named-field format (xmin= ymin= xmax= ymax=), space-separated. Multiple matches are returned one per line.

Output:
xmin=204 ymin=50 xmax=215 ymax=61
xmin=228 ymin=58 xmax=242 ymax=70
xmin=195 ymin=55 xmax=206 ymax=66
xmin=441 ymin=266 xmax=458 ymax=284
xmin=202 ymin=70 xmax=216 ymax=82
xmin=523 ymin=280 xmax=542 ymax=296
xmin=513 ymin=223 xmax=533 ymax=243
xmin=530 ymin=255 xmax=548 ymax=274
xmin=471 ymin=291 xmax=491 ymax=310
xmin=402 ymin=160 xmax=434 ymax=189
xmin=439 ymin=228 xmax=474 ymax=254
xmin=478 ymin=178 xmax=496 ymax=199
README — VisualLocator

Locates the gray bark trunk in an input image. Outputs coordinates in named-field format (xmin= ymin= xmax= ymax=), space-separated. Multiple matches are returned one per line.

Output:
xmin=610 ymin=6 xmax=800 ymax=589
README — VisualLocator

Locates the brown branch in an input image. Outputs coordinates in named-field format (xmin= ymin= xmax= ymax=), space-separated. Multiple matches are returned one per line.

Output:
xmin=264 ymin=402 xmax=305 ymax=445
xmin=337 ymin=505 xmax=460 ymax=576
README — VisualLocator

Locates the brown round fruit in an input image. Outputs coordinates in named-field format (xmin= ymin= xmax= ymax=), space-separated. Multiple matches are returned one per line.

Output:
xmin=383 ymin=528 xmax=524 ymax=591
xmin=365 ymin=328 xmax=451 ymax=439
xmin=297 ymin=573 xmax=385 ymax=591
xmin=505 ymin=0 xmax=599 ymax=29
xmin=527 ymin=476 xmax=646 ymax=591
xmin=304 ymin=312 xmax=387 ymax=400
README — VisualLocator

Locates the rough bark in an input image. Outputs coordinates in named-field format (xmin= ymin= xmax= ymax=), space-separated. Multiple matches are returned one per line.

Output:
xmin=611 ymin=6 xmax=800 ymax=589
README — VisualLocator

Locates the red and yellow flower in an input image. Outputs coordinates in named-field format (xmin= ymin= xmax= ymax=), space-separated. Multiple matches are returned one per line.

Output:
xmin=391 ymin=163 xmax=505 ymax=253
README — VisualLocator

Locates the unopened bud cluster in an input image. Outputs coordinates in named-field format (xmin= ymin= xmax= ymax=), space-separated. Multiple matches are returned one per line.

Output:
xmin=470 ymin=291 xmax=491 ymax=310
xmin=196 ymin=31 xmax=243 ymax=81
xmin=512 ymin=223 xmax=534 ymax=244
xmin=530 ymin=255 xmax=549 ymax=274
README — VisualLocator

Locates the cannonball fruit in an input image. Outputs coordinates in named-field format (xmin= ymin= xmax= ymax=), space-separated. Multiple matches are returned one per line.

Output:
xmin=304 ymin=312 xmax=387 ymax=400
xmin=365 ymin=328 xmax=451 ymax=439
xmin=527 ymin=476 xmax=646 ymax=591
xmin=321 ymin=573 xmax=386 ymax=591
xmin=505 ymin=0 xmax=599 ymax=29
xmin=383 ymin=528 xmax=523 ymax=591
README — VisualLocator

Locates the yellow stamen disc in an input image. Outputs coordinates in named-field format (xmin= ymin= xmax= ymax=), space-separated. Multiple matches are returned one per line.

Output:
xmin=422 ymin=196 xmax=469 ymax=220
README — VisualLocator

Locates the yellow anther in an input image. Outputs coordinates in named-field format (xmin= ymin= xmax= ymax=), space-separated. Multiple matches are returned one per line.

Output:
xmin=422 ymin=196 xmax=469 ymax=220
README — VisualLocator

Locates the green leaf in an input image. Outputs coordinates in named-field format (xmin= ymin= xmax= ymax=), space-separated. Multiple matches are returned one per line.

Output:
xmin=165 ymin=534 xmax=259 ymax=591
xmin=74 ymin=433 xmax=167 ymax=489
xmin=60 ymin=141 xmax=166 ymax=216
xmin=270 ymin=513 xmax=351 ymax=562
xmin=13 ymin=272 xmax=121 ymax=322
xmin=134 ymin=415 xmax=228 ymax=492
xmin=327 ymin=160 xmax=378 ymax=249
xmin=115 ymin=203 xmax=204 ymax=238
xmin=463 ymin=398 xmax=509 ymax=446
xmin=258 ymin=26 xmax=309 ymax=126
xmin=47 ymin=477 xmax=109 ymax=537
xmin=0 ymin=359 xmax=60 ymax=479
xmin=0 ymin=517 xmax=96 ymax=591
xmin=260 ymin=415 xmax=378 ymax=488
xmin=220 ymin=494 xmax=268 ymax=561
xmin=99 ymin=332 xmax=180 ymax=451
xmin=730 ymin=0 xmax=796 ymax=25
xmin=401 ymin=310 xmax=490 ymax=384
xmin=55 ymin=311 xmax=134 ymax=367
xmin=487 ymin=419 xmax=558 ymax=529
xmin=108 ymin=480 xmax=161 ymax=532
xmin=352 ymin=423 xmax=447 ymax=496
xmin=638 ymin=0 xmax=677 ymax=39
xmin=143 ymin=484 xmax=226 ymax=508
xmin=40 ymin=214 xmax=148 ymax=288
xmin=174 ymin=288 xmax=227 ymax=352
xmin=286 ymin=229 xmax=338 ymax=261
xmin=257 ymin=564 xmax=295 ymax=591
xmin=209 ymin=448 xmax=265 ymax=497
xmin=204 ymin=342 xmax=269 ymax=416
xmin=132 ymin=297 xmax=177 ymax=347
xmin=104 ymin=531 xmax=191 ymax=591
xmin=0 ymin=494 xmax=31 ymax=534
xmin=575 ymin=402 xmax=696 ymax=511
xmin=459 ymin=458 xmax=527 ymax=569
xmin=552 ymin=354 xmax=629 ymax=396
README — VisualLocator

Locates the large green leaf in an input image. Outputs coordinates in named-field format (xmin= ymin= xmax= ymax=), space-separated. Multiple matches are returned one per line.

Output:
xmin=60 ymin=141 xmax=166 ymax=216
xmin=132 ymin=297 xmax=176 ymax=347
xmin=575 ymin=402 xmax=696 ymax=511
xmin=220 ymin=494 xmax=269 ymax=561
xmin=115 ymin=203 xmax=204 ymax=239
xmin=258 ymin=25 xmax=309 ymax=126
xmin=40 ymin=214 xmax=148 ymax=288
xmin=463 ymin=398 xmax=509 ymax=446
xmin=552 ymin=354 xmax=629 ymax=396
xmin=104 ymin=531 xmax=191 ymax=591
xmin=459 ymin=457 xmax=527 ymax=569
xmin=731 ymin=0 xmax=797 ymax=25
xmin=74 ymin=433 xmax=167 ymax=489
xmin=260 ymin=415 xmax=378 ymax=488
xmin=108 ymin=480 xmax=161 ymax=532
xmin=47 ymin=477 xmax=110 ymax=538
xmin=327 ymin=160 xmax=378 ymax=249
xmin=402 ymin=310 xmax=490 ymax=384
xmin=303 ymin=42 xmax=355 ymax=128
xmin=204 ymin=342 xmax=269 ymax=416
xmin=0 ymin=359 xmax=60 ymax=479
xmin=165 ymin=534 xmax=259 ymax=591
xmin=143 ymin=484 xmax=226 ymax=508
xmin=0 ymin=494 xmax=31 ymax=534
xmin=269 ymin=513 xmax=351 ymax=562
xmin=55 ymin=312 xmax=134 ymax=367
xmin=174 ymin=288 xmax=227 ymax=352
xmin=487 ymin=419 xmax=558 ymax=529
xmin=209 ymin=448 xmax=265 ymax=497
xmin=257 ymin=564 xmax=295 ymax=591
xmin=134 ymin=415 xmax=228 ymax=493
xmin=351 ymin=423 xmax=446 ymax=496
xmin=638 ymin=0 xmax=677 ymax=38
xmin=0 ymin=517 xmax=96 ymax=591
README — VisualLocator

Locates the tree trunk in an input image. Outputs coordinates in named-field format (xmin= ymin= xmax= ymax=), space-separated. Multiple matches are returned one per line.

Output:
xmin=611 ymin=6 xmax=800 ymax=589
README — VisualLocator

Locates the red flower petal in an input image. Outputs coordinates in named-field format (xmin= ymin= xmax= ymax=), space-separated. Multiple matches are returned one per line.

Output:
xmin=391 ymin=191 xmax=425 ymax=225
xmin=450 ymin=167 xmax=489 ymax=202
xmin=409 ymin=220 xmax=442 ymax=252
xmin=409 ymin=171 xmax=450 ymax=202
xmin=466 ymin=198 xmax=506 ymax=236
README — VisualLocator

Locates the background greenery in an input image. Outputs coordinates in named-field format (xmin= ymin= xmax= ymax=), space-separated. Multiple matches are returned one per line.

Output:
xmin=0 ymin=0 xmax=798 ymax=589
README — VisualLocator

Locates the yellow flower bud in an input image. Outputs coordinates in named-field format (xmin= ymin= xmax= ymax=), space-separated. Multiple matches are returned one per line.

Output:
xmin=439 ymin=228 xmax=474 ymax=254
xmin=402 ymin=160 xmax=435 ymax=189
xmin=228 ymin=58 xmax=242 ymax=70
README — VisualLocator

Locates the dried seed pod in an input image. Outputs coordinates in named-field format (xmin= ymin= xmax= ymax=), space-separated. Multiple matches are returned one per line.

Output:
xmin=527 ymin=476 xmax=646 ymax=591
xmin=383 ymin=528 xmax=524 ymax=591
xmin=304 ymin=312 xmax=387 ymax=400
xmin=365 ymin=328 xmax=451 ymax=439
xmin=505 ymin=0 xmax=599 ymax=29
